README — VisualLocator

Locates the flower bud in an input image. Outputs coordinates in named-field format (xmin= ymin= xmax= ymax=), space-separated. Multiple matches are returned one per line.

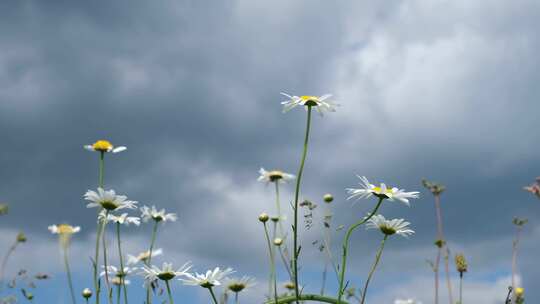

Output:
xmin=258 ymin=213 xmax=269 ymax=223
xmin=16 ymin=232 xmax=27 ymax=243
xmin=0 ymin=204 xmax=8 ymax=215
xmin=323 ymin=194 xmax=334 ymax=203
xmin=82 ymin=288 xmax=92 ymax=299
xmin=454 ymin=253 xmax=468 ymax=274
xmin=273 ymin=238 xmax=283 ymax=246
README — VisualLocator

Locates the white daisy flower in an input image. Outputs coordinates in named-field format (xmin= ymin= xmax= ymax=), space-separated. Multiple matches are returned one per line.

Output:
xmin=346 ymin=176 xmax=420 ymax=205
xmin=225 ymin=276 xmax=256 ymax=293
xmin=100 ymin=213 xmax=141 ymax=226
xmin=48 ymin=224 xmax=81 ymax=235
xmin=127 ymin=248 xmax=163 ymax=265
xmin=395 ymin=299 xmax=422 ymax=304
xmin=84 ymin=140 xmax=126 ymax=153
xmin=366 ymin=215 xmax=415 ymax=237
xmin=257 ymin=168 xmax=295 ymax=183
xmin=100 ymin=265 xmax=137 ymax=277
xmin=140 ymin=262 xmax=191 ymax=287
xmin=180 ymin=267 xmax=235 ymax=288
xmin=280 ymin=92 xmax=338 ymax=114
xmin=140 ymin=205 xmax=177 ymax=223
xmin=48 ymin=224 xmax=81 ymax=248
xmin=84 ymin=188 xmax=138 ymax=211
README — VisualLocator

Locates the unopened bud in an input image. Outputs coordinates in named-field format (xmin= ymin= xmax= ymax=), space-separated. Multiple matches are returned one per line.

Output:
xmin=258 ymin=213 xmax=269 ymax=223
xmin=323 ymin=194 xmax=334 ymax=203
xmin=273 ymin=238 xmax=283 ymax=246
xmin=16 ymin=232 xmax=27 ymax=243
xmin=82 ymin=288 xmax=92 ymax=299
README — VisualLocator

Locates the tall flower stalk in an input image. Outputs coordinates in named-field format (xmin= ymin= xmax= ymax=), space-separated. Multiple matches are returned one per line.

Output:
xmin=511 ymin=217 xmax=527 ymax=299
xmin=280 ymin=92 xmax=338 ymax=303
xmin=0 ymin=232 xmax=26 ymax=287
xmin=360 ymin=235 xmax=388 ymax=304
xmin=422 ymin=179 xmax=453 ymax=304
xmin=49 ymin=224 xmax=81 ymax=304
xmin=259 ymin=213 xmax=278 ymax=303
xmin=84 ymin=140 xmax=126 ymax=304
xmin=140 ymin=205 xmax=177 ymax=304
xmin=337 ymin=176 xmax=419 ymax=303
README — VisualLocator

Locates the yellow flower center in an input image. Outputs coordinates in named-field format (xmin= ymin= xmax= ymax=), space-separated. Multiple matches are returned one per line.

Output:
xmin=57 ymin=224 xmax=76 ymax=235
xmin=92 ymin=140 xmax=113 ymax=152
xmin=268 ymin=170 xmax=284 ymax=181
xmin=515 ymin=287 xmax=524 ymax=296
xmin=300 ymin=96 xmax=320 ymax=106
xmin=372 ymin=187 xmax=393 ymax=195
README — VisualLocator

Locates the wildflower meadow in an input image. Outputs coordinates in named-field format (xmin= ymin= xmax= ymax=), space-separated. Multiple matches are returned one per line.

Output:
xmin=1 ymin=1 xmax=540 ymax=304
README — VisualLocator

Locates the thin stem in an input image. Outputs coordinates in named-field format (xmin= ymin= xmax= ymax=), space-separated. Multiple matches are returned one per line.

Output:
xmin=292 ymin=105 xmax=313 ymax=303
xmin=146 ymin=220 xmax=159 ymax=304
xmin=435 ymin=247 xmax=441 ymax=304
xmin=511 ymin=226 xmax=522 ymax=292
xmin=165 ymin=280 xmax=174 ymax=304
xmin=63 ymin=246 xmax=77 ymax=304
xmin=102 ymin=213 xmax=112 ymax=304
xmin=94 ymin=218 xmax=104 ymax=304
xmin=320 ymin=262 xmax=327 ymax=296
xmin=208 ymin=287 xmax=219 ymax=304
xmin=116 ymin=284 xmax=121 ymax=304
xmin=0 ymin=241 xmax=18 ymax=287
xmin=235 ymin=292 xmax=239 ymax=304
xmin=263 ymin=223 xmax=278 ymax=303
xmin=274 ymin=182 xmax=293 ymax=281
xmin=116 ymin=223 xmax=128 ymax=304
xmin=337 ymin=197 xmax=384 ymax=303
xmin=459 ymin=272 xmax=463 ymax=304
xmin=360 ymin=235 xmax=388 ymax=304
xmin=444 ymin=246 xmax=454 ymax=304
xmin=265 ymin=294 xmax=350 ymax=304
xmin=99 ymin=152 xmax=104 ymax=189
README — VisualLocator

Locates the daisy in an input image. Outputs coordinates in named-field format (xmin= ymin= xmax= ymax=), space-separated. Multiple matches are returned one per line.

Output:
xmin=84 ymin=188 xmax=138 ymax=211
xmin=225 ymin=276 xmax=256 ymax=293
xmin=49 ymin=224 xmax=81 ymax=235
xmin=100 ymin=265 xmax=137 ymax=279
xmin=140 ymin=262 xmax=191 ymax=287
xmin=84 ymin=140 xmax=126 ymax=153
xmin=101 ymin=213 xmax=141 ymax=226
xmin=180 ymin=267 xmax=235 ymax=288
xmin=127 ymin=248 xmax=163 ymax=265
xmin=366 ymin=215 xmax=414 ymax=237
xmin=257 ymin=168 xmax=295 ymax=183
xmin=347 ymin=176 xmax=420 ymax=205
xmin=140 ymin=205 xmax=177 ymax=223
xmin=280 ymin=92 xmax=338 ymax=114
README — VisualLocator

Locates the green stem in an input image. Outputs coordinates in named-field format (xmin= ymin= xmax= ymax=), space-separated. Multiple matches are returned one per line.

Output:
xmin=99 ymin=152 xmax=104 ymax=189
xmin=165 ymin=280 xmax=174 ymax=304
xmin=146 ymin=221 xmax=159 ymax=304
xmin=264 ymin=294 xmax=350 ymax=304
xmin=116 ymin=223 xmax=129 ymax=304
xmin=274 ymin=183 xmax=293 ymax=282
xmin=116 ymin=284 xmax=121 ymax=304
xmin=459 ymin=272 xmax=463 ymax=304
xmin=102 ymin=212 xmax=112 ymax=304
xmin=94 ymin=218 xmax=104 ymax=304
xmin=360 ymin=235 xmax=388 ymax=304
xmin=63 ymin=246 xmax=77 ymax=304
xmin=263 ymin=223 xmax=278 ymax=303
xmin=337 ymin=197 xmax=384 ymax=303
xmin=292 ymin=105 xmax=312 ymax=303
xmin=235 ymin=292 xmax=239 ymax=304
xmin=208 ymin=287 xmax=219 ymax=304
xmin=0 ymin=241 xmax=18 ymax=287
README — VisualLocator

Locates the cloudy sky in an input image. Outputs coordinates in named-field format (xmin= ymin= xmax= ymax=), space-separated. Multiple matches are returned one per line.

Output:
xmin=1 ymin=0 xmax=540 ymax=303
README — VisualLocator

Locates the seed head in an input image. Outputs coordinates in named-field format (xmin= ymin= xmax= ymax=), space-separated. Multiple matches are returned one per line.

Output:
xmin=454 ymin=253 xmax=468 ymax=274
xmin=82 ymin=288 xmax=92 ymax=299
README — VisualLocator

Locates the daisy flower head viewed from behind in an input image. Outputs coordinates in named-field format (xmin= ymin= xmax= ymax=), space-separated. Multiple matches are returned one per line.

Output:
xmin=84 ymin=188 xmax=138 ymax=211
xmin=257 ymin=168 xmax=295 ymax=184
xmin=84 ymin=140 xmax=126 ymax=153
xmin=127 ymin=248 xmax=163 ymax=265
xmin=103 ymin=213 xmax=141 ymax=226
xmin=140 ymin=262 xmax=191 ymax=286
xmin=140 ymin=205 xmax=177 ymax=223
xmin=226 ymin=276 xmax=256 ymax=293
xmin=347 ymin=176 xmax=420 ymax=206
xmin=48 ymin=224 xmax=81 ymax=248
xmin=180 ymin=267 xmax=235 ymax=288
xmin=100 ymin=265 xmax=137 ymax=280
xmin=366 ymin=215 xmax=415 ymax=237
xmin=280 ymin=92 xmax=337 ymax=114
